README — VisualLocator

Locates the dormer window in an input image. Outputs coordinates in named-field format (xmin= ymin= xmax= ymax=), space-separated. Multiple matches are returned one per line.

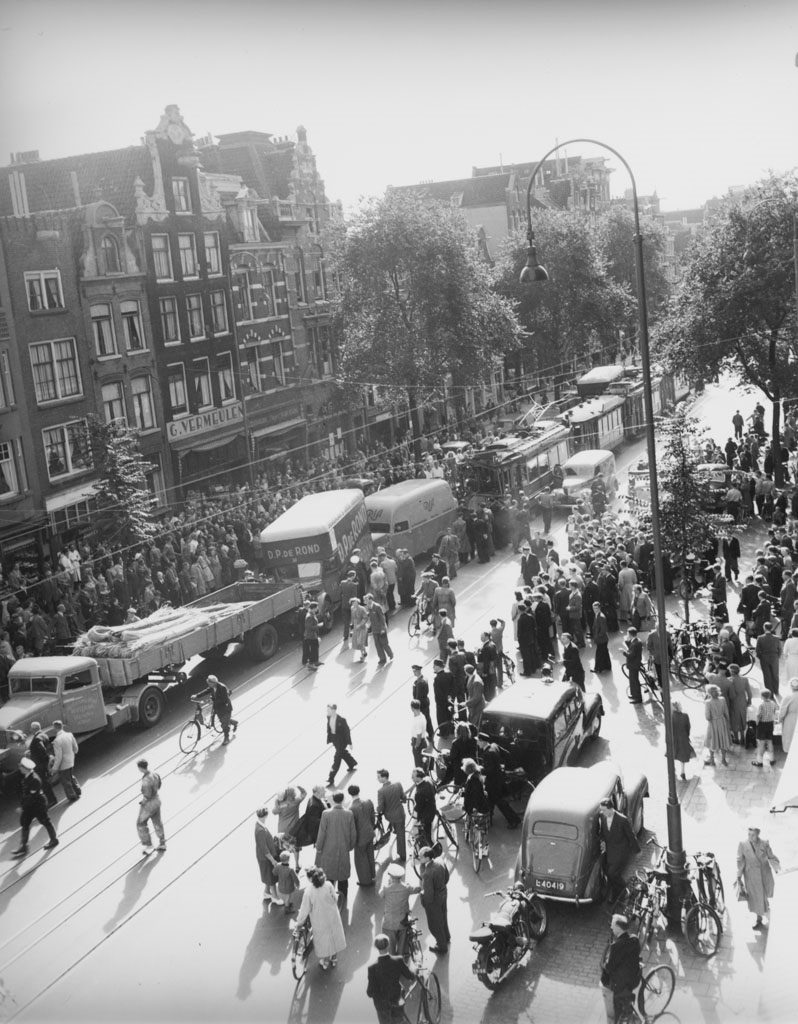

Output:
xmin=101 ymin=235 xmax=121 ymax=274
xmin=172 ymin=178 xmax=192 ymax=213
xmin=242 ymin=207 xmax=258 ymax=241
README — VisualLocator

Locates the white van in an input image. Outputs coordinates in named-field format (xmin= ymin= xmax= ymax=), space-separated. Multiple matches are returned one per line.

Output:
xmin=364 ymin=479 xmax=459 ymax=558
xmin=557 ymin=450 xmax=618 ymax=504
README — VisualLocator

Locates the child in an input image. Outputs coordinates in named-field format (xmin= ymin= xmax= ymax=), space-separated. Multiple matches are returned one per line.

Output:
xmin=275 ymin=850 xmax=300 ymax=914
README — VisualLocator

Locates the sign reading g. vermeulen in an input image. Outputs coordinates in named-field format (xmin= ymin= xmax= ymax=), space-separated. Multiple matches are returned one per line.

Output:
xmin=167 ymin=402 xmax=244 ymax=441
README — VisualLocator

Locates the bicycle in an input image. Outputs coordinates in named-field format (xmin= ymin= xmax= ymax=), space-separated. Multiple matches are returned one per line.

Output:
xmin=179 ymin=699 xmax=223 ymax=753
xmin=407 ymin=808 xmax=459 ymax=879
xmin=621 ymin=659 xmax=663 ymax=710
xmin=408 ymin=598 xmax=434 ymax=638
xmin=397 ymin=966 xmax=442 ymax=1024
xmin=400 ymin=914 xmax=426 ymax=969
xmin=689 ymin=851 xmax=725 ymax=915
xmin=291 ymin=918 xmax=313 ymax=980
xmin=645 ymin=839 xmax=722 ymax=957
xmin=613 ymin=963 xmax=676 ymax=1023
xmin=464 ymin=810 xmax=492 ymax=874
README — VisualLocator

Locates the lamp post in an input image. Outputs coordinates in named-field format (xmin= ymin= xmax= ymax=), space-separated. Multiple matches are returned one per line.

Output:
xmin=521 ymin=139 xmax=688 ymax=919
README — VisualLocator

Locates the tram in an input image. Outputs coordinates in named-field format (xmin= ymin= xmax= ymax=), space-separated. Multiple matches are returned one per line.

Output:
xmin=464 ymin=420 xmax=571 ymax=502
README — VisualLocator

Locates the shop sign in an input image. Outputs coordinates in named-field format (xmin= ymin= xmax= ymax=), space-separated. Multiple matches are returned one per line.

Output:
xmin=167 ymin=402 xmax=243 ymax=442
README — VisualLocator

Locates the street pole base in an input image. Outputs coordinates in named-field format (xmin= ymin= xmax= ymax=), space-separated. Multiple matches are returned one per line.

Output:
xmin=664 ymin=845 xmax=689 ymax=931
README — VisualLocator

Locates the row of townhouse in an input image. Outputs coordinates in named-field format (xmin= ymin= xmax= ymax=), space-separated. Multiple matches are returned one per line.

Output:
xmin=0 ymin=106 xmax=347 ymax=573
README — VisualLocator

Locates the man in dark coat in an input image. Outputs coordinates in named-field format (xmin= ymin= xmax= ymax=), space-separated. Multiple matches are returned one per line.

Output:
xmin=410 ymin=768 xmax=437 ymax=847
xmin=562 ymin=633 xmax=585 ymax=691
xmin=601 ymin=914 xmax=642 ymax=1022
xmin=27 ymin=722 xmax=57 ymax=806
xmin=419 ymin=846 xmax=451 ymax=954
xmin=411 ymin=665 xmax=434 ymax=739
xmin=517 ymin=603 xmax=540 ymax=677
xmin=598 ymin=800 xmax=641 ymax=902
xmin=347 ymin=784 xmax=376 ymax=886
xmin=339 ymin=570 xmax=359 ymax=642
xmin=326 ymin=704 xmax=358 ymax=785
xmin=623 ymin=627 xmax=644 ymax=703
xmin=533 ymin=595 xmax=554 ymax=662
xmin=367 ymin=934 xmax=415 ymax=1024
xmin=12 ymin=757 xmax=58 ymax=856
xmin=377 ymin=769 xmax=407 ymax=862
xmin=520 ymin=545 xmax=540 ymax=586
xmin=432 ymin=659 xmax=454 ymax=733
xmin=346 ymin=550 xmax=369 ymax=599
xmin=479 ymin=738 xmax=521 ymax=828
xmin=755 ymin=622 xmax=782 ymax=695
xmin=196 ymin=675 xmax=238 ymax=744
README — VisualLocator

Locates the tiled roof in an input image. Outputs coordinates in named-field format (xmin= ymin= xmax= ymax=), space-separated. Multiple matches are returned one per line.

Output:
xmin=208 ymin=139 xmax=296 ymax=201
xmin=0 ymin=147 xmax=153 ymax=220
xmin=474 ymin=157 xmax=587 ymax=179
xmin=392 ymin=173 xmax=512 ymax=208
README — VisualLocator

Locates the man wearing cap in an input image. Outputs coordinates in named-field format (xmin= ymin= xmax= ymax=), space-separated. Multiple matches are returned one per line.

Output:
xmin=301 ymin=602 xmax=322 ymax=670
xmin=26 ymin=721 xmax=57 ymax=806
xmin=197 ymin=674 xmax=238 ymax=744
xmin=411 ymin=665 xmax=434 ymax=739
xmin=379 ymin=863 xmax=421 ymax=955
xmin=600 ymin=914 xmax=642 ymax=1021
xmin=347 ymin=549 xmax=369 ymax=599
xmin=367 ymin=933 xmax=416 ymax=1023
xmin=419 ymin=846 xmax=450 ymax=955
xmin=11 ymin=757 xmax=59 ymax=857
xmin=340 ymin=570 xmax=359 ymax=643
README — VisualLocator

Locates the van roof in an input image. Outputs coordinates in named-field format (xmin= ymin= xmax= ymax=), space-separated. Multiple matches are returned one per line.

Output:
xmin=563 ymin=449 xmax=615 ymax=469
xmin=259 ymin=489 xmax=364 ymax=542
xmin=528 ymin=764 xmax=619 ymax=816
xmin=576 ymin=365 xmax=625 ymax=385
xmin=482 ymin=680 xmax=575 ymax=721
xmin=9 ymin=656 xmax=96 ymax=675
xmin=365 ymin=479 xmax=454 ymax=503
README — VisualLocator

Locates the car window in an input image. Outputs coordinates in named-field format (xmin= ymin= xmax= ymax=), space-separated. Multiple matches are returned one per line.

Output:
xmin=531 ymin=820 xmax=578 ymax=840
xmin=553 ymin=706 xmax=571 ymax=743
xmin=395 ymin=521 xmax=409 ymax=532
xmin=64 ymin=670 xmax=93 ymax=691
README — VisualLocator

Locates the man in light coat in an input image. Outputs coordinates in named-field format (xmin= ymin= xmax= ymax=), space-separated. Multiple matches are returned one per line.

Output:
xmin=378 ymin=549 xmax=398 ymax=612
xmin=51 ymin=720 xmax=81 ymax=801
xmin=315 ymin=790 xmax=356 ymax=897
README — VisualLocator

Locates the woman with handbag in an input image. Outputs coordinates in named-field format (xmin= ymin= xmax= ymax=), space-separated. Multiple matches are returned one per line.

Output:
xmin=736 ymin=825 xmax=780 ymax=930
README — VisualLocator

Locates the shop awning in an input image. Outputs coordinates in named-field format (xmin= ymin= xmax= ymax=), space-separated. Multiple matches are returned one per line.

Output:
xmin=186 ymin=432 xmax=244 ymax=454
xmin=251 ymin=417 xmax=307 ymax=439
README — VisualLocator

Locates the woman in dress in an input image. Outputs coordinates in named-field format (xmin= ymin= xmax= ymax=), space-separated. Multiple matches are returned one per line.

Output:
xmin=778 ymin=678 xmax=798 ymax=753
xmin=736 ymin=825 xmax=780 ymax=930
xmin=704 ymin=684 xmax=732 ymax=767
xmin=783 ymin=627 xmax=798 ymax=682
xmin=672 ymin=700 xmax=696 ymax=780
xmin=727 ymin=664 xmax=752 ymax=745
xmin=349 ymin=598 xmax=368 ymax=662
xmin=273 ymin=784 xmax=307 ymax=868
xmin=254 ymin=807 xmax=282 ymax=904
xmin=294 ymin=867 xmax=347 ymax=970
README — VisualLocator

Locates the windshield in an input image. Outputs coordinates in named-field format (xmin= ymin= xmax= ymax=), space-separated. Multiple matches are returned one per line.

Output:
xmin=564 ymin=467 xmax=582 ymax=477
xmin=10 ymin=676 xmax=59 ymax=695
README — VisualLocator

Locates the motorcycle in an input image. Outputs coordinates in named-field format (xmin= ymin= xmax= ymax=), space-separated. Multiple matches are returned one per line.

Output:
xmin=470 ymin=885 xmax=548 ymax=990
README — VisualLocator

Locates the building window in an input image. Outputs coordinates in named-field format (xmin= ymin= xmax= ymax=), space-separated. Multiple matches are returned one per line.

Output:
xmin=101 ymin=381 xmax=126 ymax=424
xmin=262 ymin=269 xmax=275 ymax=317
xmin=167 ymin=364 xmax=188 ymax=417
xmin=52 ymin=497 xmax=96 ymax=535
xmin=101 ymin=235 xmax=121 ymax=274
xmin=30 ymin=338 xmax=82 ymax=404
xmin=121 ymin=300 xmax=146 ymax=351
xmin=0 ymin=440 xmax=21 ymax=498
xmin=217 ymin=352 xmax=235 ymax=404
xmin=294 ymin=249 xmax=306 ymax=303
xmin=178 ymin=233 xmax=198 ymax=278
xmin=204 ymin=232 xmax=221 ymax=275
xmin=312 ymin=262 xmax=326 ymax=301
xmin=25 ymin=270 xmax=64 ymax=311
xmin=151 ymin=234 xmax=173 ymax=280
xmin=0 ymin=351 xmax=15 ymax=408
xmin=131 ymin=375 xmax=156 ymax=430
xmin=272 ymin=341 xmax=286 ymax=385
xmin=192 ymin=358 xmax=213 ymax=411
xmin=172 ymin=178 xmax=192 ymax=213
xmin=91 ymin=303 xmax=117 ymax=358
xmin=242 ymin=207 xmax=258 ymax=241
xmin=319 ymin=327 xmax=333 ymax=375
xmin=43 ymin=420 xmax=90 ymax=480
xmin=186 ymin=294 xmax=205 ymax=340
xmin=159 ymin=296 xmax=180 ymax=344
xmin=234 ymin=268 xmax=253 ymax=321
xmin=210 ymin=289 xmax=228 ymax=334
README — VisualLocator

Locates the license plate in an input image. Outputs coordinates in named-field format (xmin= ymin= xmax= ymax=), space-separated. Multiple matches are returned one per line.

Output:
xmin=535 ymin=878 xmax=566 ymax=891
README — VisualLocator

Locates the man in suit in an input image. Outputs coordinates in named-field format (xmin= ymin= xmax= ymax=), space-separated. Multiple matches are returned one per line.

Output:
xmin=376 ymin=769 xmax=407 ymax=862
xmin=339 ymin=570 xmax=359 ymax=642
xmin=432 ymin=658 xmax=454 ymax=734
xmin=410 ymin=767 xmax=437 ymax=847
xmin=326 ymin=704 xmax=358 ymax=786
xmin=562 ymin=634 xmax=585 ymax=692
xmin=779 ymin=569 xmax=797 ymax=639
xmin=479 ymin=737 xmax=521 ymax=829
xmin=411 ymin=664 xmax=434 ymax=739
xmin=347 ymin=784 xmax=376 ymax=886
xmin=623 ymin=627 xmax=644 ymax=703
xmin=464 ymin=665 xmax=485 ymax=730
xmin=520 ymin=544 xmax=540 ymax=587
xmin=367 ymin=933 xmax=415 ymax=1023
xmin=601 ymin=914 xmax=642 ymax=1022
xmin=365 ymin=593 xmax=394 ymax=666
xmin=315 ymin=790 xmax=356 ymax=897
xmin=418 ymin=846 xmax=451 ymax=954
xmin=755 ymin=621 xmax=782 ymax=695
xmin=598 ymin=800 xmax=641 ymax=902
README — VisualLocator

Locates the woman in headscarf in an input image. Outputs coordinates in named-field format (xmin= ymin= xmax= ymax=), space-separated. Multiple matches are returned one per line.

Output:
xmin=704 ymin=684 xmax=732 ymax=767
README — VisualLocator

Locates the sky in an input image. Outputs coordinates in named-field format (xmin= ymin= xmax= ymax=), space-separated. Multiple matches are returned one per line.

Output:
xmin=0 ymin=0 xmax=796 ymax=214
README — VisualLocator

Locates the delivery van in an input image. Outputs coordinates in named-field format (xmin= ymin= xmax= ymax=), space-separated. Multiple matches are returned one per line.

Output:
xmin=258 ymin=489 xmax=373 ymax=627
xmin=364 ymin=479 xmax=458 ymax=558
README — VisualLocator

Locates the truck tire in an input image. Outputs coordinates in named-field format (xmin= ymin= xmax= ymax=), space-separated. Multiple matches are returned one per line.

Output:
xmin=138 ymin=687 xmax=166 ymax=728
xmin=246 ymin=623 xmax=279 ymax=661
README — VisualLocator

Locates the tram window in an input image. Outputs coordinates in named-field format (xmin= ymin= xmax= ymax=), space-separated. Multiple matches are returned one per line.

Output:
xmin=526 ymin=455 xmax=548 ymax=481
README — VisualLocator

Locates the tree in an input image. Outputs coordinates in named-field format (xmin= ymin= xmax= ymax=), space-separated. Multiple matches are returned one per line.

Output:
xmin=656 ymin=410 xmax=730 ymax=621
xmin=85 ymin=417 xmax=158 ymax=547
xmin=655 ymin=173 xmax=798 ymax=484
xmin=493 ymin=211 xmax=633 ymax=386
xmin=329 ymin=191 xmax=523 ymax=451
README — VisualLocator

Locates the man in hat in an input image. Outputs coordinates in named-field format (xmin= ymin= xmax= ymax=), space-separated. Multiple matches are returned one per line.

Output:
xmin=379 ymin=863 xmax=421 ymax=955
xmin=411 ymin=664 xmax=434 ymax=739
xmin=367 ymin=933 xmax=416 ymax=1023
xmin=197 ymin=674 xmax=238 ymax=744
xmin=11 ymin=757 xmax=59 ymax=857
xmin=302 ymin=601 xmax=322 ymax=670
xmin=418 ymin=846 xmax=450 ymax=954
xmin=755 ymin=621 xmax=782 ymax=696
xmin=339 ymin=569 xmax=359 ymax=643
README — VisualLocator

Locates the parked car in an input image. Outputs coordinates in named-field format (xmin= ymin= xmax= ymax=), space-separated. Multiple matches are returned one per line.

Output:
xmin=480 ymin=682 xmax=603 ymax=787
xmin=514 ymin=763 xmax=649 ymax=905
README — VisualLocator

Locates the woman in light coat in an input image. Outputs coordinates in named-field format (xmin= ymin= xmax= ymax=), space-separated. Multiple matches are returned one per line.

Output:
xmin=295 ymin=867 xmax=346 ymax=970
xmin=778 ymin=678 xmax=798 ymax=753
xmin=349 ymin=598 xmax=368 ymax=662
xmin=727 ymin=664 xmax=752 ymax=744
xmin=737 ymin=825 xmax=780 ymax=929
xmin=704 ymin=684 xmax=731 ymax=766
xmin=783 ymin=628 xmax=798 ymax=682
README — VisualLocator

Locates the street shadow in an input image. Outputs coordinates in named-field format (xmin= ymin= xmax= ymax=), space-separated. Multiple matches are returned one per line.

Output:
xmin=236 ymin=908 xmax=287 ymax=1001
xmin=103 ymin=852 xmax=159 ymax=932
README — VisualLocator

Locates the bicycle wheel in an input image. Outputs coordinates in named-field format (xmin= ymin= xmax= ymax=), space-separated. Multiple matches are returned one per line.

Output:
xmin=472 ymin=830 xmax=483 ymax=873
xmin=435 ymin=814 xmax=459 ymax=856
xmin=422 ymin=971 xmax=442 ymax=1024
xmin=179 ymin=720 xmax=201 ymax=753
xmin=677 ymin=579 xmax=693 ymax=601
xmin=676 ymin=656 xmax=705 ymax=688
xmin=291 ymin=929 xmax=311 ymax=980
xmin=408 ymin=609 xmax=421 ymax=637
xmin=638 ymin=963 xmax=675 ymax=1018
xmin=406 ymin=930 xmax=424 ymax=970
xmin=684 ymin=902 xmax=721 ymax=956
xmin=210 ymin=712 xmax=224 ymax=735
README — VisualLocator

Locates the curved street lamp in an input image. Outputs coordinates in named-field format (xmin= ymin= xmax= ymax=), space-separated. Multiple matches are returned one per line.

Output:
xmin=521 ymin=138 xmax=688 ymax=919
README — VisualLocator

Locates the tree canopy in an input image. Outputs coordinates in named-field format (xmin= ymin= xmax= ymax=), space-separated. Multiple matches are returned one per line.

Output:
xmin=329 ymin=191 xmax=523 ymax=442
xmin=655 ymin=173 xmax=798 ymax=481
xmin=86 ymin=417 xmax=158 ymax=547
xmin=599 ymin=206 xmax=671 ymax=335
